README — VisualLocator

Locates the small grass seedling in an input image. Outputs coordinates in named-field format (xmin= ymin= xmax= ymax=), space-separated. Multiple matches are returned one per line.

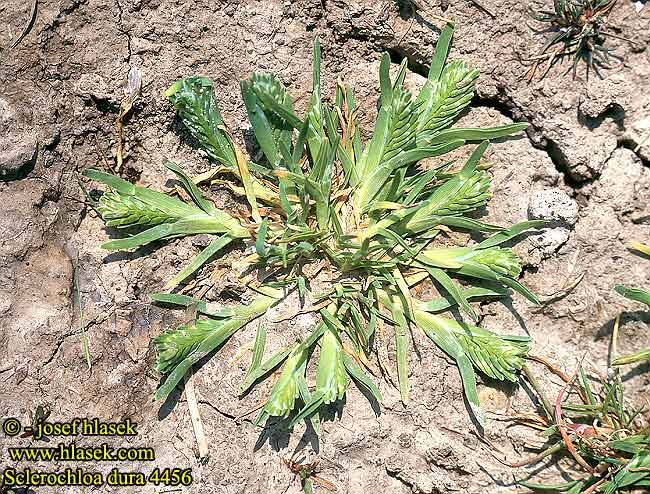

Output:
xmin=513 ymin=244 xmax=649 ymax=493
xmin=527 ymin=0 xmax=626 ymax=81
xmin=612 ymin=241 xmax=650 ymax=367
xmin=20 ymin=404 xmax=52 ymax=441
xmin=284 ymin=455 xmax=337 ymax=493
xmin=515 ymin=359 xmax=649 ymax=493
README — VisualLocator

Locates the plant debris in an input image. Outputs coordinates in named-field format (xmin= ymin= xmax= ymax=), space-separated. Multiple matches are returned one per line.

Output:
xmin=115 ymin=66 xmax=142 ymax=174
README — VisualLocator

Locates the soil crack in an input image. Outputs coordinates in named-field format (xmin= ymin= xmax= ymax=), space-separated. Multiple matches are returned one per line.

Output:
xmin=115 ymin=0 xmax=133 ymax=65
xmin=198 ymin=399 xmax=237 ymax=420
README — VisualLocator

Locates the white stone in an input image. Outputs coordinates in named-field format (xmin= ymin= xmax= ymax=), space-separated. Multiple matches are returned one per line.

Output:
xmin=528 ymin=188 xmax=578 ymax=227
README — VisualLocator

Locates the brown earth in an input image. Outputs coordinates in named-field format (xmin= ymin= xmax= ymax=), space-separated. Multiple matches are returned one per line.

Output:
xmin=1 ymin=0 xmax=649 ymax=493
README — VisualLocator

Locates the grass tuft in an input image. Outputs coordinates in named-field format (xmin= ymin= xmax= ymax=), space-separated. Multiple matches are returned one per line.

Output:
xmin=83 ymin=23 xmax=540 ymax=430
xmin=527 ymin=0 xmax=626 ymax=81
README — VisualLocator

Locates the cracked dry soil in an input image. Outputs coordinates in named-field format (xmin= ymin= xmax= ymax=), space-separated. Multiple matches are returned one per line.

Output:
xmin=1 ymin=0 xmax=649 ymax=493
